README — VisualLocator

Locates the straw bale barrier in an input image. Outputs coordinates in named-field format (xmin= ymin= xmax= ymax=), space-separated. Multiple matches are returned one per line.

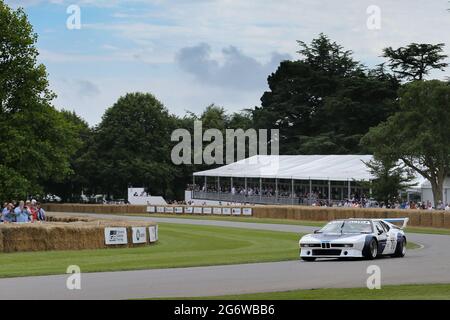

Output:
xmin=42 ymin=203 xmax=450 ymax=229
xmin=0 ymin=213 xmax=157 ymax=253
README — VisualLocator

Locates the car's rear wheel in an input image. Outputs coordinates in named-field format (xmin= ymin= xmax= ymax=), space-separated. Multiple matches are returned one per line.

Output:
xmin=392 ymin=237 xmax=406 ymax=258
xmin=363 ymin=238 xmax=378 ymax=260
xmin=301 ymin=257 xmax=316 ymax=262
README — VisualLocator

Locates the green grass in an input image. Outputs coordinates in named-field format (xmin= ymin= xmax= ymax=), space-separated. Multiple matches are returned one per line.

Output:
xmin=128 ymin=213 xmax=450 ymax=236
xmin=0 ymin=222 xmax=301 ymax=279
xmin=169 ymin=283 xmax=450 ymax=300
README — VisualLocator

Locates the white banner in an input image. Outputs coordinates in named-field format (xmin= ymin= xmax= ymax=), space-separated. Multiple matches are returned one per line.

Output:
xmin=213 ymin=207 xmax=222 ymax=215
xmin=165 ymin=207 xmax=174 ymax=213
xmin=222 ymin=208 xmax=231 ymax=215
xmin=243 ymin=208 xmax=253 ymax=216
xmin=157 ymin=206 xmax=165 ymax=213
xmin=193 ymin=207 xmax=203 ymax=214
xmin=105 ymin=227 xmax=128 ymax=245
xmin=175 ymin=207 xmax=183 ymax=214
xmin=149 ymin=225 xmax=159 ymax=243
xmin=232 ymin=208 xmax=241 ymax=216
xmin=203 ymin=207 xmax=212 ymax=214
xmin=132 ymin=227 xmax=147 ymax=244
xmin=185 ymin=207 xmax=193 ymax=214
xmin=146 ymin=206 xmax=155 ymax=213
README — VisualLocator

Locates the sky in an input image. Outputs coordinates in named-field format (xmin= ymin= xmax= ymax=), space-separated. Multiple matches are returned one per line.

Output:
xmin=5 ymin=0 xmax=450 ymax=125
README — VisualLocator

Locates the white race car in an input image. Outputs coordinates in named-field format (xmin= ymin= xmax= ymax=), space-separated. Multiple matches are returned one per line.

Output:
xmin=299 ymin=218 xmax=409 ymax=261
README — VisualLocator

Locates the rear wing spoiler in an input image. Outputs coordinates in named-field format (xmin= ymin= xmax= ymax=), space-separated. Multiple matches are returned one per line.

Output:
xmin=383 ymin=218 xmax=409 ymax=230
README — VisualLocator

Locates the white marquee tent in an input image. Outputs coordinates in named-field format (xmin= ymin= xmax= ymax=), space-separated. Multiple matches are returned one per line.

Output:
xmin=195 ymin=155 xmax=378 ymax=181
xmin=191 ymin=155 xmax=445 ymax=205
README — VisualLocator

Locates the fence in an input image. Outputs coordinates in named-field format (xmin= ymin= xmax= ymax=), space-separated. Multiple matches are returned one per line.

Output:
xmin=42 ymin=203 xmax=450 ymax=229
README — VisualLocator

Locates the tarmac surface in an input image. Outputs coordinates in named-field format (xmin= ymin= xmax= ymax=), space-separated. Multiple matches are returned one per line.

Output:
xmin=1 ymin=212 xmax=449 ymax=300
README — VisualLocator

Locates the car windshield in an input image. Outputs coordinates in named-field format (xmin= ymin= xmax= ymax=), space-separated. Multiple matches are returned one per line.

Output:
xmin=318 ymin=220 xmax=373 ymax=234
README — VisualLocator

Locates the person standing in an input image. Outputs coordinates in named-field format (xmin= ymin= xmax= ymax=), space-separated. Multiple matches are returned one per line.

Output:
xmin=36 ymin=203 xmax=46 ymax=221
xmin=14 ymin=201 xmax=30 ymax=223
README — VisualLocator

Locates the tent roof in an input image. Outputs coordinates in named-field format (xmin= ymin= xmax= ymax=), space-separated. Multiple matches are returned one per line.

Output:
xmin=194 ymin=155 xmax=376 ymax=181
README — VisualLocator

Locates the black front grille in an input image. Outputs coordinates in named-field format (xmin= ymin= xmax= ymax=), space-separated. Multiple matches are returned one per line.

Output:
xmin=312 ymin=249 xmax=342 ymax=256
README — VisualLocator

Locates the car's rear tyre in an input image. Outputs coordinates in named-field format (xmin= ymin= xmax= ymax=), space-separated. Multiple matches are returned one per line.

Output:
xmin=363 ymin=238 xmax=378 ymax=260
xmin=392 ymin=237 xmax=406 ymax=258
xmin=301 ymin=257 xmax=316 ymax=262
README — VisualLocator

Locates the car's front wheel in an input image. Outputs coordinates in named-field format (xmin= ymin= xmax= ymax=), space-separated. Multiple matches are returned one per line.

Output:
xmin=301 ymin=257 xmax=316 ymax=262
xmin=392 ymin=237 xmax=406 ymax=258
xmin=363 ymin=238 xmax=378 ymax=260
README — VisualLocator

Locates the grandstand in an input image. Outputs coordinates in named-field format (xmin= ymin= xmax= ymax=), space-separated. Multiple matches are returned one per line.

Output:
xmin=189 ymin=155 xmax=430 ymax=206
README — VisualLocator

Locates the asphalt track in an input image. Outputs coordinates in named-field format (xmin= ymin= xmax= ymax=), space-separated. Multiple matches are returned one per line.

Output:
xmin=1 ymin=212 xmax=450 ymax=300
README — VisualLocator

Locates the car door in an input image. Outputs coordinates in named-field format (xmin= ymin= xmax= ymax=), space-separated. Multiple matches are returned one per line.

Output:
xmin=374 ymin=222 xmax=390 ymax=255
xmin=380 ymin=221 xmax=397 ymax=254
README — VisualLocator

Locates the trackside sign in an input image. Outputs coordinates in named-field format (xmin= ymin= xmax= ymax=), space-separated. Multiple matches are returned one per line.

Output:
xmin=105 ymin=227 xmax=128 ymax=245
xmin=132 ymin=227 xmax=147 ymax=244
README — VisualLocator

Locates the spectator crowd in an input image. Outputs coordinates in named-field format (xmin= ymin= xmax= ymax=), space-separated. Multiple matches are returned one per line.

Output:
xmin=190 ymin=183 xmax=450 ymax=211
xmin=1 ymin=200 xmax=46 ymax=223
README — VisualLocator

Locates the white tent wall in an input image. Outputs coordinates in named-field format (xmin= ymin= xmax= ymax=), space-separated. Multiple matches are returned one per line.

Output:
xmin=420 ymin=177 xmax=450 ymax=207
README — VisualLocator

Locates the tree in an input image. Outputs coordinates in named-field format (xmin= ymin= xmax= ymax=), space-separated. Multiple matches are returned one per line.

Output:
xmin=362 ymin=80 xmax=450 ymax=206
xmin=253 ymin=34 xmax=399 ymax=154
xmin=383 ymin=43 xmax=448 ymax=81
xmin=85 ymin=93 xmax=179 ymax=200
xmin=0 ymin=1 xmax=79 ymax=201
xmin=363 ymin=158 xmax=416 ymax=204
xmin=42 ymin=110 xmax=92 ymax=201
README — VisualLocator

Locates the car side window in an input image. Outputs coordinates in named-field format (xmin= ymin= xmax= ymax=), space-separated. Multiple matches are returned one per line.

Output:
xmin=380 ymin=221 xmax=390 ymax=232
xmin=375 ymin=222 xmax=385 ymax=234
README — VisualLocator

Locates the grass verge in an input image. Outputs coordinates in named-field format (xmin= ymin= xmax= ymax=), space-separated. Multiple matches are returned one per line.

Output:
xmin=0 ymin=222 xmax=300 ymax=278
xmin=165 ymin=283 xmax=450 ymax=300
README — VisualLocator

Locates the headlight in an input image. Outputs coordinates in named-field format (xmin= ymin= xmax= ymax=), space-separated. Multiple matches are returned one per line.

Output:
xmin=332 ymin=243 xmax=354 ymax=248
xmin=300 ymin=243 xmax=320 ymax=248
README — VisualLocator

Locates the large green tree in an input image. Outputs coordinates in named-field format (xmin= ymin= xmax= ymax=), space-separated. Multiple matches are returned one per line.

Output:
xmin=253 ymin=34 xmax=399 ymax=154
xmin=84 ymin=93 xmax=179 ymax=199
xmin=362 ymin=80 xmax=450 ymax=206
xmin=0 ymin=1 xmax=79 ymax=201
xmin=42 ymin=110 xmax=92 ymax=201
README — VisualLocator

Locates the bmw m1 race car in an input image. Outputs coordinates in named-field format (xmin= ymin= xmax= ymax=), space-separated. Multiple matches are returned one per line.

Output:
xmin=299 ymin=218 xmax=409 ymax=261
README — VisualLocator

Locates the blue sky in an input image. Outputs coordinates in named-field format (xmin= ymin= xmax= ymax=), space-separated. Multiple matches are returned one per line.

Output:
xmin=5 ymin=0 xmax=450 ymax=125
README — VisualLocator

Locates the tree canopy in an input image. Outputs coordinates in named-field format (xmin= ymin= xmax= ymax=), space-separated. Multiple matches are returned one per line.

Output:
xmin=0 ymin=2 xmax=79 ymax=200
xmin=362 ymin=80 xmax=450 ymax=205
xmin=383 ymin=43 xmax=448 ymax=81
xmin=253 ymin=33 xmax=399 ymax=155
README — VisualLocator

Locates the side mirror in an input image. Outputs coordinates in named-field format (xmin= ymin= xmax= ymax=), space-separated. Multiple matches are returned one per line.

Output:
xmin=314 ymin=230 xmax=320 ymax=234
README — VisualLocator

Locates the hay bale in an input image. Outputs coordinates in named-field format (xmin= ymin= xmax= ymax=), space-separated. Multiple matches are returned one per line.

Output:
xmin=0 ymin=214 xmax=157 ymax=253
xmin=443 ymin=213 xmax=450 ymax=229
xmin=419 ymin=211 xmax=433 ymax=227
xmin=432 ymin=212 xmax=445 ymax=228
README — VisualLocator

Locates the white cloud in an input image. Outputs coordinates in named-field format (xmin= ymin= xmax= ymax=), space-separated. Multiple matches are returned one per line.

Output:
xmin=8 ymin=0 xmax=450 ymax=125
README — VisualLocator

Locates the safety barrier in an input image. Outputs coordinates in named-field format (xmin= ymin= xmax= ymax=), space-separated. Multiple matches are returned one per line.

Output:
xmin=42 ymin=204 xmax=450 ymax=229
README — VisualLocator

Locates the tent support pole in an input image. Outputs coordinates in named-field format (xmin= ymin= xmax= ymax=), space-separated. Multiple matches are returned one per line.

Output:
xmin=218 ymin=176 xmax=220 ymax=197
xmin=328 ymin=180 xmax=331 ymax=204
xmin=291 ymin=178 xmax=294 ymax=205
xmin=259 ymin=178 xmax=262 ymax=202
xmin=309 ymin=178 xmax=312 ymax=206
xmin=348 ymin=180 xmax=351 ymax=200
xmin=275 ymin=178 xmax=278 ymax=203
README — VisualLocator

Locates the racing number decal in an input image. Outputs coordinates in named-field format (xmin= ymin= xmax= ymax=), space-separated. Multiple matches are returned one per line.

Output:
xmin=385 ymin=233 xmax=396 ymax=253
